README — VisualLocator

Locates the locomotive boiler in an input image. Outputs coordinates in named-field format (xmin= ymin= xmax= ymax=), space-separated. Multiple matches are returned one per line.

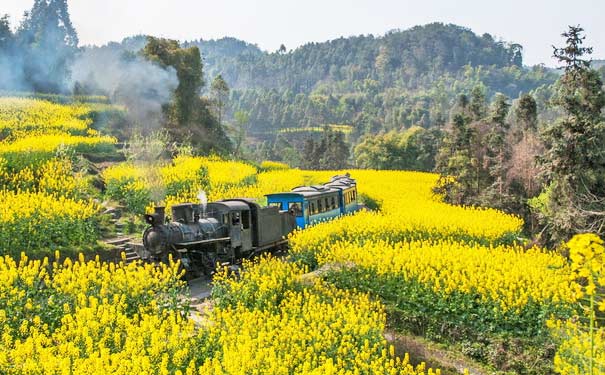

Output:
xmin=142 ymin=198 xmax=296 ymax=276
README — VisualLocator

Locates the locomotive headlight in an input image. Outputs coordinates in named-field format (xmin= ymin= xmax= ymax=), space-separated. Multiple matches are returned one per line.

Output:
xmin=143 ymin=227 xmax=166 ymax=255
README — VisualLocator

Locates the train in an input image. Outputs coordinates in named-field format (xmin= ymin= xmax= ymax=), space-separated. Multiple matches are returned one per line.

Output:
xmin=141 ymin=174 xmax=359 ymax=276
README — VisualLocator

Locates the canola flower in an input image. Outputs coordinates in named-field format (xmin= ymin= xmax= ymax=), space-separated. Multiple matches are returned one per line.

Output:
xmin=203 ymin=156 xmax=257 ymax=187
xmin=102 ymin=163 xmax=153 ymax=213
xmin=206 ymin=256 xmax=437 ymax=375
xmin=0 ymin=253 xmax=196 ymax=375
xmin=0 ymin=191 xmax=98 ymax=256
xmin=549 ymin=319 xmax=605 ymax=375
xmin=0 ymin=133 xmax=117 ymax=170
xmin=160 ymin=155 xmax=209 ymax=196
xmin=0 ymin=97 xmax=93 ymax=139
xmin=548 ymin=234 xmax=605 ymax=375
xmin=0 ymin=157 xmax=88 ymax=198
xmin=0 ymin=97 xmax=118 ymax=171
xmin=304 ymin=239 xmax=577 ymax=313
xmin=105 ymin=156 xmax=259 ymax=213
xmin=286 ymin=170 xmax=574 ymax=341
xmin=0 ymin=253 xmax=439 ymax=375
xmin=1 ymin=133 xmax=116 ymax=154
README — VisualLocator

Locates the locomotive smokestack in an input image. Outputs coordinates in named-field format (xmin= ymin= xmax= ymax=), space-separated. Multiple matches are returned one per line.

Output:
xmin=144 ymin=206 xmax=166 ymax=227
xmin=154 ymin=206 xmax=165 ymax=225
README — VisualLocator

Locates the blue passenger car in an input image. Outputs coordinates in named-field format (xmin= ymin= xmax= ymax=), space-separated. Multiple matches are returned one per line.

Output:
xmin=325 ymin=174 xmax=359 ymax=215
xmin=265 ymin=174 xmax=359 ymax=229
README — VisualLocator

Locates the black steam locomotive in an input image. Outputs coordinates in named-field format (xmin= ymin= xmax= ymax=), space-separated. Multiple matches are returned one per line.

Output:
xmin=142 ymin=198 xmax=296 ymax=276
xmin=141 ymin=174 xmax=359 ymax=276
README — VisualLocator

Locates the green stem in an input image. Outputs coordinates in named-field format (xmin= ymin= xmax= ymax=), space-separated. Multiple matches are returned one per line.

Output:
xmin=590 ymin=288 xmax=595 ymax=375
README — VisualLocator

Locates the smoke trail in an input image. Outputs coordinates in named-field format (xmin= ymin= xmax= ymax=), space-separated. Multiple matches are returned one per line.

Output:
xmin=71 ymin=42 xmax=178 ymax=130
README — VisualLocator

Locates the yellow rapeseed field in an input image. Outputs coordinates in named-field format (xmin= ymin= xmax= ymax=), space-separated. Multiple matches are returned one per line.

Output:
xmin=0 ymin=97 xmax=93 ymax=139
xmin=0 ymin=97 xmax=117 ymax=255
xmin=0 ymin=96 xmax=593 ymax=374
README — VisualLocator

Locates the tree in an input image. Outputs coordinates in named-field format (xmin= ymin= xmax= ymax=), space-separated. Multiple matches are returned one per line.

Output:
xmin=354 ymin=127 xmax=441 ymax=171
xmin=538 ymin=26 xmax=605 ymax=243
xmin=484 ymin=93 xmax=512 ymax=207
xmin=509 ymin=94 xmax=541 ymax=197
xmin=0 ymin=15 xmax=12 ymax=51
xmin=15 ymin=0 xmax=79 ymax=92
xmin=320 ymin=128 xmax=350 ymax=169
xmin=434 ymin=114 xmax=478 ymax=204
xmin=469 ymin=84 xmax=487 ymax=121
xmin=508 ymin=43 xmax=523 ymax=67
xmin=278 ymin=44 xmax=286 ymax=54
xmin=232 ymin=110 xmax=250 ymax=158
xmin=143 ymin=37 xmax=204 ymax=125
xmin=210 ymin=74 xmax=229 ymax=128
xmin=142 ymin=37 xmax=232 ymax=153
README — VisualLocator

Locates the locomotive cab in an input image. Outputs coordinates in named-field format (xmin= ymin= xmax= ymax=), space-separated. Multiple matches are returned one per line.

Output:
xmin=206 ymin=200 xmax=253 ymax=254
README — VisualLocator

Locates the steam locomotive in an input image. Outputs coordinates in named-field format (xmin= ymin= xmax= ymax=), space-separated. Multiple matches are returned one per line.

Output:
xmin=141 ymin=174 xmax=358 ymax=276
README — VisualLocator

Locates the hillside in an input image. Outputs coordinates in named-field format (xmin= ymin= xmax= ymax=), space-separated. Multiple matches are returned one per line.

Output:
xmin=79 ymin=24 xmax=558 ymax=140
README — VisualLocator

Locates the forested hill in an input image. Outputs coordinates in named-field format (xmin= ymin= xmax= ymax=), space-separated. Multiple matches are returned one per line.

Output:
xmin=79 ymin=23 xmax=559 ymax=141
xmin=185 ymin=23 xmax=558 ymax=137
xmin=192 ymin=23 xmax=528 ymax=93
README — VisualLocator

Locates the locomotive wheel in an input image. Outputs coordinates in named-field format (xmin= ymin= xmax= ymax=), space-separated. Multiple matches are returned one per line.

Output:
xmin=200 ymin=251 xmax=219 ymax=277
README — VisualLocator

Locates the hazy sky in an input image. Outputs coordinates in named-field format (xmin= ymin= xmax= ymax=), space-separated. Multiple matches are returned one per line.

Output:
xmin=3 ymin=0 xmax=603 ymax=66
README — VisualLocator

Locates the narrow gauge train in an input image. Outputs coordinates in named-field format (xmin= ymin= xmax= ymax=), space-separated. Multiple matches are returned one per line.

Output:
xmin=141 ymin=174 xmax=359 ymax=276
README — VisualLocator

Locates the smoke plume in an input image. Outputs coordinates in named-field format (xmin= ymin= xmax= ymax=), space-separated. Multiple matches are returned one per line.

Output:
xmin=71 ymin=42 xmax=178 ymax=129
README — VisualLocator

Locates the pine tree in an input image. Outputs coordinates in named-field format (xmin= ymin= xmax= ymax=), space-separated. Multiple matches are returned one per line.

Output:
xmin=16 ymin=0 xmax=79 ymax=92
xmin=484 ymin=93 xmax=511 ymax=207
xmin=0 ymin=15 xmax=12 ymax=51
xmin=211 ymin=74 xmax=230 ymax=128
xmin=469 ymin=84 xmax=487 ymax=121
xmin=539 ymin=26 xmax=605 ymax=242
xmin=435 ymin=113 xmax=477 ymax=203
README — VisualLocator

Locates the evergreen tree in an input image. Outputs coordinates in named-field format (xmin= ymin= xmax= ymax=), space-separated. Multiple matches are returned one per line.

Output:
xmin=211 ymin=74 xmax=230 ymax=128
xmin=435 ymin=114 xmax=477 ymax=203
xmin=509 ymin=94 xmax=542 ymax=198
xmin=538 ymin=26 xmax=605 ymax=242
xmin=301 ymin=138 xmax=318 ymax=169
xmin=232 ymin=110 xmax=250 ymax=158
xmin=484 ymin=93 xmax=512 ymax=207
xmin=15 ymin=0 xmax=78 ymax=92
xmin=0 ymin=15 xmax=12 ymax=51
xmin=320 ymin=129 xmax=350 ymax=169
xmin=469 ymin=84 xmax=487 ymax=121
xmin=515 ymin=93 xmax=538 ymax=134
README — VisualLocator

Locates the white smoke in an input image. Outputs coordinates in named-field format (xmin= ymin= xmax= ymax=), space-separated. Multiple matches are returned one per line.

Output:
xmin=71 ymin=44 xmax=178 ymax=129
xmin=197 ymin=190 xmax=208 ymax=216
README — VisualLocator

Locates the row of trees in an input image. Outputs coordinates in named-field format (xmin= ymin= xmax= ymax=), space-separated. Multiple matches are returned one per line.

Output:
xmin=91 ymin=24 xmax=559 ymax=165
xmin=434 ymin=26 xmax=605 ymax=245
